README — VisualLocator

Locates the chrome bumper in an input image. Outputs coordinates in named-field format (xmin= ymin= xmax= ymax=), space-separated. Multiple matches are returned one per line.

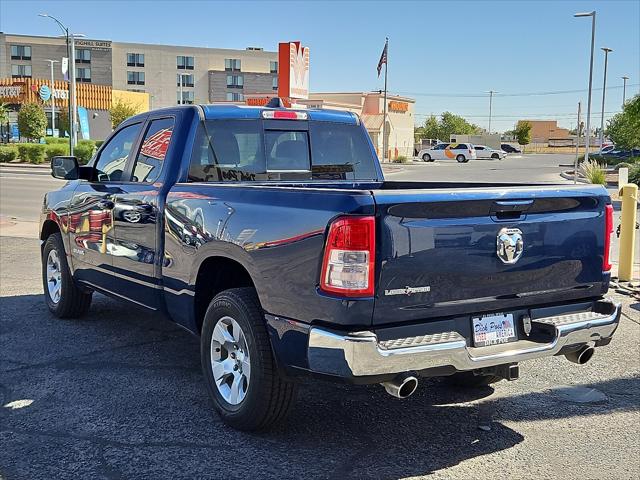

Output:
xmin=307 ymin=299 xmax=621 ymax=377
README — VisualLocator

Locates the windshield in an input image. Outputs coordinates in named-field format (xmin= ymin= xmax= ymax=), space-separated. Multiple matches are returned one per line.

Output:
xmin=188 ymin=119 xmax=380 ymax=182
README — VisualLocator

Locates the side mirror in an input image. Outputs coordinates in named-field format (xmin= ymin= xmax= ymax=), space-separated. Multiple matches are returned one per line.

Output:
xmin=51 ymin=156 xmax=79 ymax=180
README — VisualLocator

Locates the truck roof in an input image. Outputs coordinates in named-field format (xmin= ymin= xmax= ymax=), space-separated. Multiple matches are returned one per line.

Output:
xmin=200 ymin=104 xmax=359 ymax=124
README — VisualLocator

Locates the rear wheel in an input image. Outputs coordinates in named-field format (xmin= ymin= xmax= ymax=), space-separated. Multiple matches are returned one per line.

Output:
xmin=444 ymin=372 xmax=502 ymax=388
xmin=456 ymin=154 xmax=466 ymax=163
xmin=42 ymin=233 xmax=92 ymax=318
xmin=201 ymin=287 xmax=297 ymax=431
xmin=422 ymin=153 xmax=432 ymax=162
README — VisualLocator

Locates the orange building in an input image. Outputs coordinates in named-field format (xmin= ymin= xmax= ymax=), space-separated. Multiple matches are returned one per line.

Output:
xmin=518 ymin=120 xmax=571 ymax=143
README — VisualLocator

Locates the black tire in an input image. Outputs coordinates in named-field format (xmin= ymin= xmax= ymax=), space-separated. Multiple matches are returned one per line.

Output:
xmin=456 ymin=154 xmax=466 ymax=163
xmin=491 ymin=153 xmax=499 ymax=159
xmin=42 ymin=233 xmax=92 ymax=318
xmin=201 ymin=287 xmax=297 ymax=431
xmin=422 ymin=153 xmax=432 ymax=162
xmin=443 ymin=372 xmax=502 ymax=388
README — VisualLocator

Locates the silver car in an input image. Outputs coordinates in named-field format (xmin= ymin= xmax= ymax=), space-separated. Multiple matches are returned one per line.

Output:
xmin=473 ymin=145 xmax=506 ymax=160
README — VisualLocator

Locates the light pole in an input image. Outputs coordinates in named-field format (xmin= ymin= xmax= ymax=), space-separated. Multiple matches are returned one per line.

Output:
xmin=45 ymin=59 xmax=59 ymax=136
xmin=599 ymin=47 xmax=613 ymax=151
xmin=574 ymin=11 xmax=596 ymax=163
xmin=622 ymin=76 xmax=629 ymax=106
xmin=39 ymin=14 xmax=83 ymax=155
xmin=487 ymin=90 xmax=497 ymax=133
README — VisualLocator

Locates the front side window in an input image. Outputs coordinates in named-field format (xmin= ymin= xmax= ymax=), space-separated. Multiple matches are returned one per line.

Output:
xmin=433 ymin=143 xmax=447 ymax=150
xmin=127 ymin=71 xmax=145 ymax=85
xmin=131 ymin=118 xmax=174 ymax=183
xmin=93 ymin=124 xmax=142 ymax=182
xmin=11 ymin=64 xmax=32 ymax=78
xmin=11 ymin=45 xmax=31 ymax=60
xmin=177 ymin=55 xmax=194 ymax=70
xmin=76 ymin=67 xmax=91 ymax=82
xmin=76 ymin=49 xmax=91 ymax=63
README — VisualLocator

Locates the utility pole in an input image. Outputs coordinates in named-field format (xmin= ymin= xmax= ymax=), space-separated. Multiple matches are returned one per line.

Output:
xmin=622 ymin=76 xmax=629 ymax=106
xmin=599 ymin=47 xmax=613 ymax=151
xmin=487 ymin=90 xmax=497 ymax=133
xmin=574 ymin=11 xmax=596 ymax=163
xmin=45 ymin=59 xmax=59 ymax=136
xmin=574 ymin=101 xmax=581 ymax=184
xmin=382 ymin=38 xmax=389 ymax=162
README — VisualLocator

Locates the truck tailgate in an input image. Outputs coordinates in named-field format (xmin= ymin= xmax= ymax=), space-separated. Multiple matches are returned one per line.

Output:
xmin=372 ymin=185 xmax=610 ymax=326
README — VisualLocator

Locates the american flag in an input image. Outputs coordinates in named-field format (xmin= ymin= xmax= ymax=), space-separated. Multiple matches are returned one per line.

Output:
xmin=377 ymin=40 xmax=387 ymax=77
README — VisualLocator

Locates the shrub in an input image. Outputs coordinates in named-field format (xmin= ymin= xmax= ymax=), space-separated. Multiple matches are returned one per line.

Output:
xmin=614 ymin=162 xmax=632 ymax=171
xmin=26 ymin=144 xmax=47 ymax=164
xmin=74 ymin=142 xmax=95 ymax=164
xmin=17 ymin=144 xmax=30 ymax=161
xmin=94 ymin=140 xmax=104 ymax=148
xmin=0 ymin=146 xmax=17 ymax=163
xmin=580 ymin=159 xmax=607 ymax=185
xmin=45 ymin=144 xmax=69 ymax=160
xmin=17 ymin=103 xmax=47 ymax=140
xmin=629 ymin=164 xmax=640 ymax=186
xmin=392 ymin=155 xmax=408 ymax=163
xmin=44 ymin=137 xmax=69 ymax=144
xmin=77 ymin=139 xmax=95 ymax=148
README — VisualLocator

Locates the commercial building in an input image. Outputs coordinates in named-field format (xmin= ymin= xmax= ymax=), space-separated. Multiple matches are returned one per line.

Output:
xmin=0 ymin=32 xmax=278 ymax=139
xmin=518 ymin=119 xmax=571 ymax=143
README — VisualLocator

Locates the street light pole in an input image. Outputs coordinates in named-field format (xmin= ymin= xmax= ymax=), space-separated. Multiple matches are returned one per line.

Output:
xmin=621 ymin=76 xmax=629 ymax=106
xmin=179 ymin=74 xmax=184 ymax=105
xmin=45 ymin=59 xmax=59 ymax=136
xmin=487 ymin=90 xmax=497 ymax=133
xmin=38 ymin=13 xmax=83 ymax=155
xmin=599 ymin=47 xmax=613 ymax=151
xmin=574 ymin=11 xmax=596 ymax=163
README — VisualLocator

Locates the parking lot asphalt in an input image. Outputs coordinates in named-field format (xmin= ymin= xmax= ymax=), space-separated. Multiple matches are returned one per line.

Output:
xmin=1 ymin=236 xmax=639 ymax=480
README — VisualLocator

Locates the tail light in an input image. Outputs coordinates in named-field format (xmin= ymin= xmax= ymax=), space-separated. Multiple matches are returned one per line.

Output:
xmin=262 ymin=110 xmax=308 ymax=120
xmin=603 ymin=204 xmax=614 ymax=271
xmin=320 ymin=216 xmax=375 ymax=297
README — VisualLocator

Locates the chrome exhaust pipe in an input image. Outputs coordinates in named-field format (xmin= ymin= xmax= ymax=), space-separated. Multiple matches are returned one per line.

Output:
xmin=381 ymin=374 xmax=418 ymax=399
xmin=565 ymin=345 xmax=595 ymax=365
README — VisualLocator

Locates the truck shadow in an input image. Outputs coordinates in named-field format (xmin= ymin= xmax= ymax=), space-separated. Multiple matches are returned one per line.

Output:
xmin=0 ymin=293 xmax=638 ymax=479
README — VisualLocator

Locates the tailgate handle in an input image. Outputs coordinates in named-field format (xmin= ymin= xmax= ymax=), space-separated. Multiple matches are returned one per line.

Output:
xmin=491 ymin=200 xmax=533 ymax=219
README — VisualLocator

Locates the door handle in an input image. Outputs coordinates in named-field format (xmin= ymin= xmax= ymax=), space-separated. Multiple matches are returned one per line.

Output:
xmin=97 ymin=199 xmax=115 ymax=209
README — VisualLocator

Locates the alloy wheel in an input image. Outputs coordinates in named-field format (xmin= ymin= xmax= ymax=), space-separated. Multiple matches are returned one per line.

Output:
xmin=46 ymin=249 xmax=62 ymax=304
xmin=210 ymin=315 xmax=251 ymax=405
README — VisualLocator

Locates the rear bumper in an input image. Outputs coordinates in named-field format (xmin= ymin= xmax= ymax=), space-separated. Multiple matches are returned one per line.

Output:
xmin=307 ymin=298 xmax=621 ymax=378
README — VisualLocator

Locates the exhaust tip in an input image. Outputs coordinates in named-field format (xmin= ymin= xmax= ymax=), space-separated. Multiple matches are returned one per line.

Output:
xmin=566 ymin=345 xmax=595 ymax=365
xmin=382 ymin=375 xmax=418 ymax=399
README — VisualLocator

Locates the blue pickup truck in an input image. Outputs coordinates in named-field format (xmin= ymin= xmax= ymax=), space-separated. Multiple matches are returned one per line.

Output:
xmin=41 ymin=101 xmax=621 ymax=431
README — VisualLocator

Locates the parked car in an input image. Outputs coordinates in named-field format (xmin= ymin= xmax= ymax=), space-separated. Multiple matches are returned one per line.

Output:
xmin=41 ymin=102 xmax=621 ymax=431
xmin=417 ymin=142 xmax=477 ymax=163
xmin=501 ymin=144 xmax=521 ymax=153
xmin=599 ymin=144 xmax=615 ymax=155
xmin=606 ymin=148 xmax=640 ymax=158
xmin=473 ymin=145 xmax=506 ymax=160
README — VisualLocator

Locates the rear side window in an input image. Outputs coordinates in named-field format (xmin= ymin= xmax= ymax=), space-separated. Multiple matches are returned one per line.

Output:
xmin=188 ymin=119 xmax=378 ymax=182
xmin=453 ymin=144 xmax=468 ymax=150
xmin=131 ymin=117 xmax=174 ymax=183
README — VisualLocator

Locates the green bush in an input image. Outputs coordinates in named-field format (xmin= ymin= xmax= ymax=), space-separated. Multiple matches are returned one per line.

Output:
xmin=44 ymin=137 xmax=69 ymax=144
xmin=580 ymin=159 xmax=607 ymax=185
xmin=45 ymin=144 xmax=69 ymax=160
xmin=392 ymin=155 xmax=408 ymax=163
xmin=77 ymin=139 xmax=96 ymax=148
xmin=17 ymin=144 xmax=30 ymax=162
xmin=614 ymin=162 xmax=633 ymax=171
xmin=26 ymin=144 xmax=47 ymax=164
xmin=0 ymin=146 xmax=17 ymax=163
xmin=629 ymin=164 xmax=640 ymax=185
xmin=74 ymin=142 xmax=95 ymax=165
xmin=94 ymin=140 xmax=104 ymax=148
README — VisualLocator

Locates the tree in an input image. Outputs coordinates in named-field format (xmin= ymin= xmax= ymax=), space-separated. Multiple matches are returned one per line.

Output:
xmin=17 ymin=103 xmax=47 ymax=141
xmin=514 ymin=121 xmax=532 ymax=150
xmin=414 ymin=112 xmax=480 ymax=142
xmin=606 ymin=94 xmax=640 ymax=150
xmin=58 ymin=109 xmax=70 ymax=137
xmin=0 ymin=102 xmax=9 ymax=125
xmin=109 ymin=99 xmax=140 ymax=128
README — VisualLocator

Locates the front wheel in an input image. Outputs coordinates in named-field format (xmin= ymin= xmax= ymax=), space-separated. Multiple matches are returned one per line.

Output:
xmin=42 ymin=233 xmax=92 ymax=318
xmin=456 ymin=154 xmax=467 ymax=163
xmin=491 ymin=153 xmax=500 ymax=159
xmin=201 ymin=287 xmax=297 ymax=431
xmin=422 ymin=153 xmax=432 ymax=162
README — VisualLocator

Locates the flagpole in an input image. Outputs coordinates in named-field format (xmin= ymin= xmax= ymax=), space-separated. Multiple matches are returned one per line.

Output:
xmin=382 ymin=37 xmax=388 ymax=163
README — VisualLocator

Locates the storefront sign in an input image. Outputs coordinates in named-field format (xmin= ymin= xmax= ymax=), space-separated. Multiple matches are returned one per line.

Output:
xmin=77 ymin=107 xmax=91 ymax=140
xmin=0 ymin=85 xmax=22 ymax=98
xmin=34 ymin=84 xmax=69 ymax=101
xmin=246 ymin=96 xmax=291 ymax=107
xmin=278 ymin=41 xmax=309 ymax=100
xmin=388 ymin=100 xmax=408 ymax=112
xmin=39 ymin=85 xmax=52 ymax=101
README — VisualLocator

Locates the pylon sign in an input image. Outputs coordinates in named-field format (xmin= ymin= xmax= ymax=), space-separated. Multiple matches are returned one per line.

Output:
xmin=278 ymin=42 xmax=309 ymax=100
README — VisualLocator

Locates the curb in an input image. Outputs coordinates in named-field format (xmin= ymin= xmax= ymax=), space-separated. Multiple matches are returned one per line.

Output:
xmin=0 ymin=162 xmax=49 ymax=170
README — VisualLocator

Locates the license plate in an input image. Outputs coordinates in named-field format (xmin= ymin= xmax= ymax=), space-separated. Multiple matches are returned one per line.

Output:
xmin=472 ymin=312 xmax=517 ymax=347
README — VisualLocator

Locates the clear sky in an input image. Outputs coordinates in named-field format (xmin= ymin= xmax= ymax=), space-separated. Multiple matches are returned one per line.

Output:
xmin=1 ymin=0 xmax=638 ymax=131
